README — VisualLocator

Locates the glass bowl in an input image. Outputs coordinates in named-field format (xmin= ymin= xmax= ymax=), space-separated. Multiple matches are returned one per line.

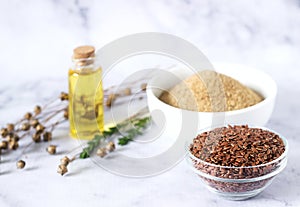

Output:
xmin=187 ymin=128 xmax=288 ymax=200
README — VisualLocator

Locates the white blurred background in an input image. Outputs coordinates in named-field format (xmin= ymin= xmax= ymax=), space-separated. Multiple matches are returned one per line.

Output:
xmin=0 ymin=0 xmax=299 ymax=87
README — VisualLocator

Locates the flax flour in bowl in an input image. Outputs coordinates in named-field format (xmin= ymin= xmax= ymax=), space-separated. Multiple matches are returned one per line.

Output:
xmin=159 ymin=70 xmax=264 ymax=112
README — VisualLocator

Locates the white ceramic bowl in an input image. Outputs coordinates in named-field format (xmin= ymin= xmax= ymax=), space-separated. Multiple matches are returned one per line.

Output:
xmin=146 ymin=63 xmax=277 ymax=138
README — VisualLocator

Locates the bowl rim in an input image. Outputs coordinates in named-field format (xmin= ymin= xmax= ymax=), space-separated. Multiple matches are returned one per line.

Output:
xmin=146 ymin=64 xmax=277 ymax=115
xmin=186 ymin=125 xmax=289 ymax=182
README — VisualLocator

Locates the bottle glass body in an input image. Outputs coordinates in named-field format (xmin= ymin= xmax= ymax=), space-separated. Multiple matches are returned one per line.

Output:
xmin=68 ymin=58 xmax=104 ymax=139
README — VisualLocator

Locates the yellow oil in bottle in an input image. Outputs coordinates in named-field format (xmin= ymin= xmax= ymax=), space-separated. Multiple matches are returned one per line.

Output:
xmin=68 ymin=46 xmax=104 ymax=140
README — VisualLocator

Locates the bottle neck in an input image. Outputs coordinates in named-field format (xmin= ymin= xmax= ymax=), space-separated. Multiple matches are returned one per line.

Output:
xmin=72 ymin=56 xmax=96 ymax=70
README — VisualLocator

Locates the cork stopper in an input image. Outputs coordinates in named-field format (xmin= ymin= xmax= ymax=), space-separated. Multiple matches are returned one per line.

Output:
xmin=73 ymin=45 xmax=95 ymax=59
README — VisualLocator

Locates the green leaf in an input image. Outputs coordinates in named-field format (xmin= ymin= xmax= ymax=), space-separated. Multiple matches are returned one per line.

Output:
xmin=103 ymin=127 xmax=118 ymax=136
xmin=80 ymin=150 xmax=90 ymax=159
xmin=118 ymin=137 xmax=132 ymax=146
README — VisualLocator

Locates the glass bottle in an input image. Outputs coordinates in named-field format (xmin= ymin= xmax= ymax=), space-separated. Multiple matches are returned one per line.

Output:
xmin=68 ymin=45 xmax=104 ymax=139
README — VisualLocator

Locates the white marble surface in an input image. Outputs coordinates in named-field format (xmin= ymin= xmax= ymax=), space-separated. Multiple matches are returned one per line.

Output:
xmin=0 ymin=0 xmax=300 ymax=206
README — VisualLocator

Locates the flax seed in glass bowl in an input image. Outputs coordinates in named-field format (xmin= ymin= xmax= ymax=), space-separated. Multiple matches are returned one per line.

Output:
xmin=187 ymin=125 xmax=288 ymax=200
